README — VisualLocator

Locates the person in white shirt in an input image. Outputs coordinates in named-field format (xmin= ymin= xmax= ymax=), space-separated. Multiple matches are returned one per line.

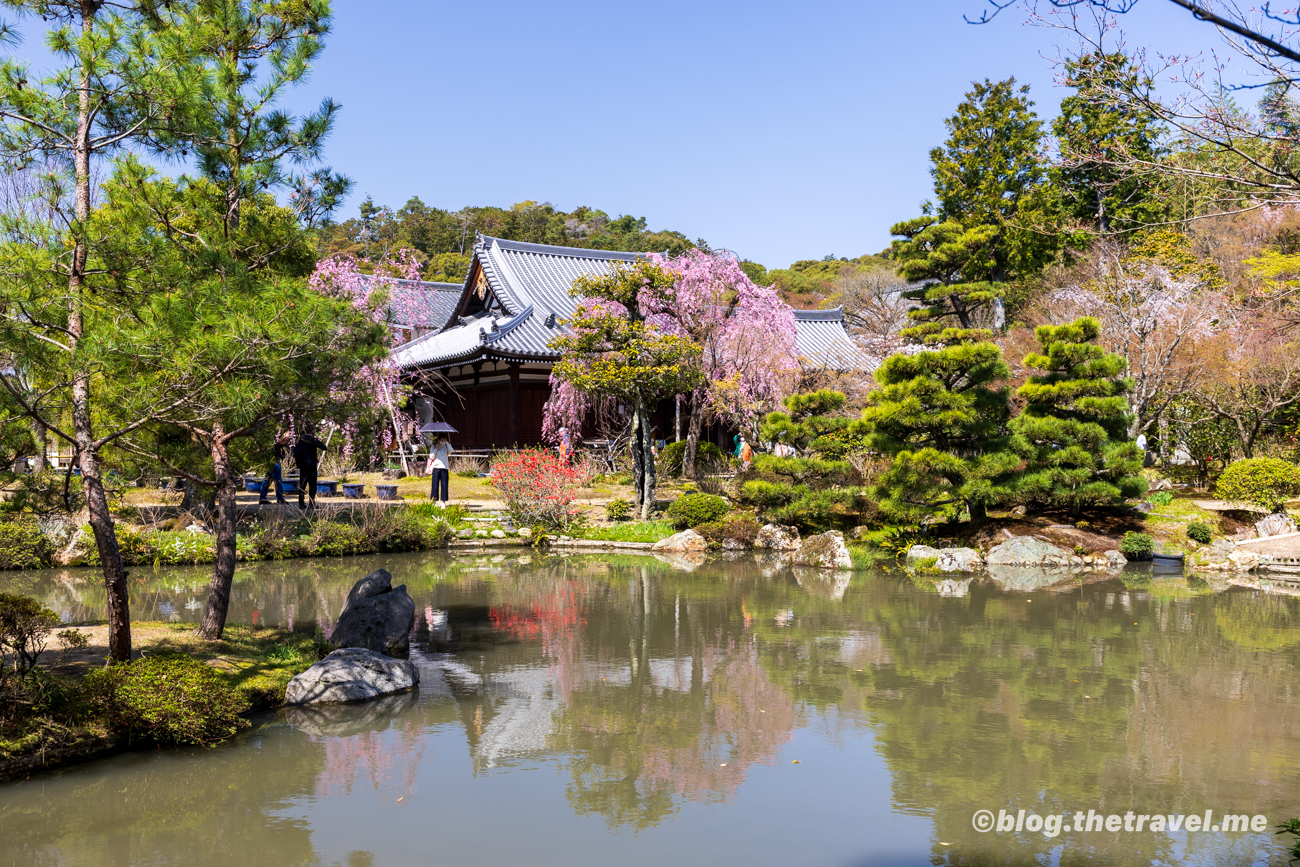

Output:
xmin=429 ymin=434 xmax=453 ymax=506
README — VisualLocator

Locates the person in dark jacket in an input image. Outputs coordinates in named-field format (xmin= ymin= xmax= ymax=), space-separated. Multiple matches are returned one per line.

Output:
xmin=259 ymin=433 xmax=291 ymax=505
xmin=292 ymin=425 xmax=329 ymax=510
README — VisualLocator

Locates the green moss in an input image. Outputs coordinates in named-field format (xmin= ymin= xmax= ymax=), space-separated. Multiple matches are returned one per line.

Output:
xmin=85 ymin=655 xmax=250 ymax=747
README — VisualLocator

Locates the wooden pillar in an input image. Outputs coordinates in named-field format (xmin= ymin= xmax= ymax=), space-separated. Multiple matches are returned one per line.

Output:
xmin=472 ymin=361 xmax=483 ymax=449
xmin=508 ymin=363 xmax=520 ymax=447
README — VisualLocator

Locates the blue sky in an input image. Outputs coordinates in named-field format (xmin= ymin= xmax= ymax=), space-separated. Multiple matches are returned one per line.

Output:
xmin=9 ymin=1 xmax=1238 ymax=268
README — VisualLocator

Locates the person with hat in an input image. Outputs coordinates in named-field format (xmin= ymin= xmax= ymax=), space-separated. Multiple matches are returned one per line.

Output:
xmin=428 ymin=433 xmax=453 ymax=507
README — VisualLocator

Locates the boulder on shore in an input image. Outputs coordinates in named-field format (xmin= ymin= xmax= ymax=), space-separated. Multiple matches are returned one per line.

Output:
xmin=986 ymin=536 xmax=1072 ymax=568
xmin=792 ymin=531 xmax=853 ymax=570
xmin=284 ymin=648 xmax=419 ymax=706
xmin=905 ymin=544 xmax=942 ymax=566
xmin=1255 ymin=513 xmax=1298 ymax=539
xmin=755 ymin=524 xmax=801 ymax=551
xmin=906 ymin=545 xmax=984 ymax=572
xmin=330 ymin=569 xmax=416 ymax=658
xmin=652 ymin=529 xmax=707 ymax=553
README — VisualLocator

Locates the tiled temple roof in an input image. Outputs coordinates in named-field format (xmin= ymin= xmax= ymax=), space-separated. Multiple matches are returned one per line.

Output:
xmin=393 ymin=235 xmax=871 ymax=371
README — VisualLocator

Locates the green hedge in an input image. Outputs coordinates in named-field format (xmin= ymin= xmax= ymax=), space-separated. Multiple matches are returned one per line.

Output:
xmin=666 ymin=493 xmax=729 ymax=529
xmin=1215 ymin=458 xmax=1300 ymax=513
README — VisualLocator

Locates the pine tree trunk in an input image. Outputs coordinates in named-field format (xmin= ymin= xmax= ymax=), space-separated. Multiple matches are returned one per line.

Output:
xmin=684 ymin=392 xmax=705 ymax=480
xmin=969 ymin=501 xmax=987 ymax=525
xmin=197 ymin=432 xmax=238 ymax=640
xmin=72 ymin=9 xmax=130 ymax=661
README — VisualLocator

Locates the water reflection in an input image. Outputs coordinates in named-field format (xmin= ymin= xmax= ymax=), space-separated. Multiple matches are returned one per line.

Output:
xmin=1 ymin=555 xmax=1298 ymax=866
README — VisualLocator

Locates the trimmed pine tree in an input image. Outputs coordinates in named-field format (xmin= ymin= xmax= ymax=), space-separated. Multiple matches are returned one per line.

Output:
xmin=856 ymin=337 xmax=1017 ymax=525
xmin=1009 ymin=317 xmax=1147 ymax=518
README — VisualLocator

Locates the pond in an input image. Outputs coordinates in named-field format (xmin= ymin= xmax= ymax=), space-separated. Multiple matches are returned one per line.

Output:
xmin=1 ymin=552 xmax=1299 ymax=866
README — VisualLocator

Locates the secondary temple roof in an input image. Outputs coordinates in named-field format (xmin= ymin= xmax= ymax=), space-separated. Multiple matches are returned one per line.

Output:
xmin=392 ymin=235 xmax=871 ymax=372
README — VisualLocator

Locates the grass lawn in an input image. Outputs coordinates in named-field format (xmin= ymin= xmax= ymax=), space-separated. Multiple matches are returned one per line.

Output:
xmin=1141 ymin=494 xmax=1251 ymax=551
xmin=46 ymin=621 xmax=325 ymax=711
xmin=579 ymin=520 xmax=678 ymax=543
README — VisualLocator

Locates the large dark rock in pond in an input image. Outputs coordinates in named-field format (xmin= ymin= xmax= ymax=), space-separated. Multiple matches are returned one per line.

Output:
xmin=331 ymin=569 xmax=416 ymax=658
xmin=284 ymin=648 xmax=419 ymax=706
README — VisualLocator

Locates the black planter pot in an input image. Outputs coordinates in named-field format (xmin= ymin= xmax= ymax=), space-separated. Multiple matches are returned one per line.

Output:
xmin=1152 ymin=551 xmax=1184 ymax=567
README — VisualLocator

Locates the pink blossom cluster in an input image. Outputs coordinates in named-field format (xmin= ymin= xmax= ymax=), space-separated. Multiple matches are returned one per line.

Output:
xmin=541 ymin=250 xmax=799 ymax=441
xmin=308 ymin=250 xmax=425 ymax=466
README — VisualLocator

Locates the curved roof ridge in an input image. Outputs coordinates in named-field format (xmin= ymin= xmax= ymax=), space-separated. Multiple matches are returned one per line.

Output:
xmin=792 ymin=307 xmax=846 ymax=322
xmin=477 ymin=233 xmax=644 ymax=262
xmin=485 ymin=238 xmax=537 ymax=312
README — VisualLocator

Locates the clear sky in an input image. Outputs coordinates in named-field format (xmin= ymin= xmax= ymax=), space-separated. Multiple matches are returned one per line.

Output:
xmin=8 ymin=1 xmax=1242 ymax=268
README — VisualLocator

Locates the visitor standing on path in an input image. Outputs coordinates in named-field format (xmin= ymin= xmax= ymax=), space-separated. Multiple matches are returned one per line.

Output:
xmin=293 ymin=424 xmax=329 ymax=510
xmin=429 ymin=433 xmax=453 ymax=507
xmin=259 ymin=433 xmax=290 ymax=505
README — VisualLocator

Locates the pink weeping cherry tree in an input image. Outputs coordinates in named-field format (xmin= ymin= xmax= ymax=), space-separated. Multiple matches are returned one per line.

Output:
xmin=308 ymin=248 xmax=426 ymax=473
xmin=542 ymin=249 xmax=798 ymax=479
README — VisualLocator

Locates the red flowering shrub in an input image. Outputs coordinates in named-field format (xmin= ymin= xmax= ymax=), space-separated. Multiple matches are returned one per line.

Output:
xmin=490 ymin=449 xmax=584 ymax=530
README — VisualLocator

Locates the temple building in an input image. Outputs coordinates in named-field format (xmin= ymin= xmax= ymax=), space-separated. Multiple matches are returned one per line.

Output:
xmin=392 ymin=235 xmax=870 ymax=449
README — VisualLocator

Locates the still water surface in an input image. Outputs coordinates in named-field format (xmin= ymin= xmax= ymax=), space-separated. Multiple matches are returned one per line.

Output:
xmin=1 ymin=551 xmax=1299 ymax=866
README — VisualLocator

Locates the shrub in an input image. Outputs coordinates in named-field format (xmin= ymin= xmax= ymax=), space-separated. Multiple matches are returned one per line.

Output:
xmin=658 ymin=441 xmax=727 ymax=477
xmin=1186 ymin=521 xmax=1213 ymax=544
xmin=666 ymin=493 xmax=729 ymax=529
xmin=1215 ymin=458 xmax=1300 ymax=513
xmin=694 ymin=515 xmax=761 ymax=548
xmin=491 ymin=449 xmax=583 ymax=530
xmin=873 ymin=525 xmax=929 ymax=558
xmin=605 ymin=498 xmax=632 ymax=521
xmin=1147 ymin=491 xmax=1174 ymax=507
xmin=86 ymin=654 xmax=250 ymax=747
xmin=0 ymin=521 xmax=54 ymax=570
xmin=1120 ymin=531 xmax=1154 ymax=561
xmin=0 ymin=593 xmax=60 ymax=682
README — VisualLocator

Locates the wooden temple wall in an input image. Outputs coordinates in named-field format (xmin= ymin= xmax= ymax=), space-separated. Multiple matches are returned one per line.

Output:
xmin=413 ymin=360 xmax=725 ymax=451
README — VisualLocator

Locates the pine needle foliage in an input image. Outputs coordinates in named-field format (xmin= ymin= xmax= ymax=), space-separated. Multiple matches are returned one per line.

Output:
xmin=856 ymin=338 xmax=1015 ymax=524
xmin=1009 ymin=316 xmax=1146 ymax=517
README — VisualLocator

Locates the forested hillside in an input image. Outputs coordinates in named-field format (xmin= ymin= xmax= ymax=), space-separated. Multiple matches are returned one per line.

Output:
xmin=316 ymin=195 xmax=890 ymax=308
xmin=317 ymin=198 xmax=706 ymax=283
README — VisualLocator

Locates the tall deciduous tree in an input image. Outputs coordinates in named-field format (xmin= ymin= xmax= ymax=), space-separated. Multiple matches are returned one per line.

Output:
xmin=0 ymin=1 xmax=203 ymax=660
xmin=550 ymin=260 xmax=703 ymax=520
xmin=1009 ymin=316 xmax=1146 ymax=518
xmin=643 ymin=250 xmax=797 ymax=479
